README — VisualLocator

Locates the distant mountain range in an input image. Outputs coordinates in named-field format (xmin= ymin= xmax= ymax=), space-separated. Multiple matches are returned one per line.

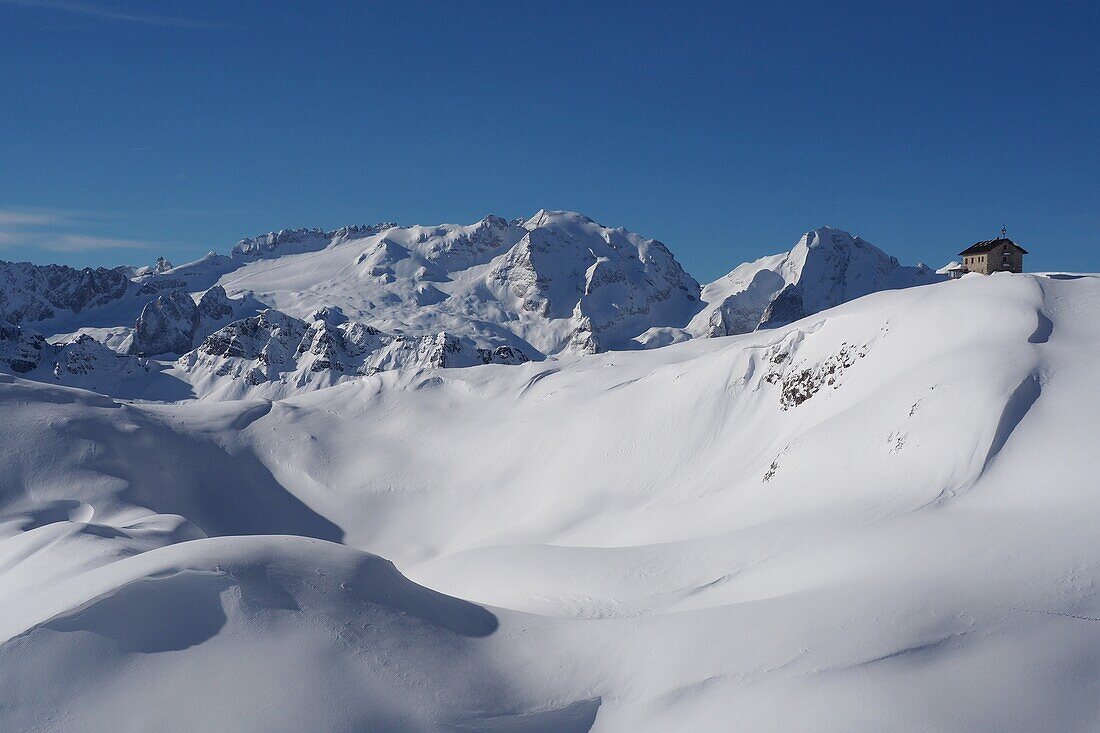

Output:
xmin=0 ymin=210 xmax=942 ymax=399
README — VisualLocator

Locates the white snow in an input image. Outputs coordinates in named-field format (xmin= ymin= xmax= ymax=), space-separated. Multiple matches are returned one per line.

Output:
xmin=3 ymin=216 xmax=961 ymax=403
xmin=0 ymin=266 xmax=1098 ymax=730
xmin=687 ymin=226 xmax=942 ymax=338
xmin=155 ymin=210 xmax=702 ymax=361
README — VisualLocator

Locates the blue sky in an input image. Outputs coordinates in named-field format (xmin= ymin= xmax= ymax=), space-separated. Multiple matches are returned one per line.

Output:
xmin=1 ymin=0 xmax=1097 ymax=280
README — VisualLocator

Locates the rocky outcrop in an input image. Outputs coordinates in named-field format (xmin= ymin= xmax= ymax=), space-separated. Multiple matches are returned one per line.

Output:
xmin=128 ymin=286 xmax=248 ymax=357
xmin=132 ymin=257 xmax=175 ymax=277
xmin=1 ymin=319 xmax=147 ymax=382
xmin=758 ymin=285 xmax=805 ymax=331
xmin=197 ymin=286 xmax=234 ymax=322
xmin=0 ymin=262 xmax=134 ymax=323
xmin=129 ymin=290 xmax=199 ymax=356
xmin=180 ymin=308 xmax=530 ymax=397
xmin=0 ymin=319 xmax=47 ymax=372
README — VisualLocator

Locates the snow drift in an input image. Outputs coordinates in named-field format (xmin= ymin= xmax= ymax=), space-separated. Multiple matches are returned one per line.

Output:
xmin=1 ymin=270 xmax=1098 ymax=730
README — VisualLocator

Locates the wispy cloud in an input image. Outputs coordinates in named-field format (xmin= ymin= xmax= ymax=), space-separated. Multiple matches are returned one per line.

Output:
xmin=0 ymin=207 xmax=69 ymax=226
xmin=0 ymin=205 xmax=166 ymax=259
xmin=1 ymin=0 xmax=223 ymax=29
xmin=39 ymin=233 xmax=150 ymax=252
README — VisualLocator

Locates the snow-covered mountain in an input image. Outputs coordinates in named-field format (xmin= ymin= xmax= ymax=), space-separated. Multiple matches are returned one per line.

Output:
xmin=0 ymin=260 xmax=136 ymax=323
xmin=123 ymin=285 xmax=257 ymax=357
xmin=0 ymin=318 xmax=164 ymax=396
xmin=0 ymin=209 xmax=706 ymax=397
xmin=180 ymin=307 xmax=528 ymax=401
xmin=159 ymin=209 xmax=702 ymax=358
xmin=687 ymin=226 xmax=943 ymax=338
xmin=0 ymin=215 xmax=952 ymax=401
xmin=0 ymin=272 xmax=1097 ymax=731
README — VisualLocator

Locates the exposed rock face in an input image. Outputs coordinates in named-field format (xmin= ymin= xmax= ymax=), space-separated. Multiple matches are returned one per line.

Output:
xmin=180 ymin=308 xmax=530 ymax=398
xmin=128 ymin=286 xmax=249 ymax=357
xmin=0 ymin=262 xmax=133 ymax=323
xmin=775 ymin=343 xmax=866 ymax=409
xmin=231 ymin=224 xmax=396 ymax=259
xmin=0 ymin=319 xmax=47 ymax=372
xmin=129 ymin=290 xmax=200 ymax=356
xmin=51 ymin=334 xmax=146 ymax=379
xmin=758 ymin=285 xmax=806 ymax=331
xmin=198 ymin=286 xmax=234 ymax=322
xmin=1 ymin=319 xmax=147 ymax=381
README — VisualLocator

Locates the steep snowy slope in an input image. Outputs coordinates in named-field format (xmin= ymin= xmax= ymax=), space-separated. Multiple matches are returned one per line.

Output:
xmin=687 ymin=226 xmax=942 ymax=337
xmin=0 ymin=272 xmax=1097 ymax=730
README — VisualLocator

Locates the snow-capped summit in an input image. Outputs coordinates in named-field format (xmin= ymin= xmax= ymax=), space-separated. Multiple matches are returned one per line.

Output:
xmin=688 ymin=226 xmax=942 ymax=337
xmin=159 ymin=209 xmax=702 ymax=359
xmin=486 ymin=209 xmax=701 ymax=353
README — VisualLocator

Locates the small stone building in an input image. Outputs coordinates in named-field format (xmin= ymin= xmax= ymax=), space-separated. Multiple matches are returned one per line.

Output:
xmin=957 ymin=236 xmax=1027 ymax=275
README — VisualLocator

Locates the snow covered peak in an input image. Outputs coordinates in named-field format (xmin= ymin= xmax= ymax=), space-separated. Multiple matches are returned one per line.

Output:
xmin=689 ymin=227 xmax=942 ymax=337
xmin=521 ymin=209 xmax=596 ymax=232
xmin=485 ymin=211 xmax=701 ymax=353
xmin=772 ymin=227 xmax=939 ymax=327
xmin=785 ymin=226 xmax=897 ymax=277
xmin=149 ymin=210 xmax=702 ymax=360
xmin=801 ymin=226 xmax=867 ymax=250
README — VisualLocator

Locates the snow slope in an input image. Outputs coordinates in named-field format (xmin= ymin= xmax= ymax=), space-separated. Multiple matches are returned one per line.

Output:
xmin=1 ymin=272 xmax=1098 ymax=730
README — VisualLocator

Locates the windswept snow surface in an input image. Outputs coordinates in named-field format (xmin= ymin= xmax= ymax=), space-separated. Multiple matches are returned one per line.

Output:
xmin=1 ymin=271 xmax=1099 ymax=731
